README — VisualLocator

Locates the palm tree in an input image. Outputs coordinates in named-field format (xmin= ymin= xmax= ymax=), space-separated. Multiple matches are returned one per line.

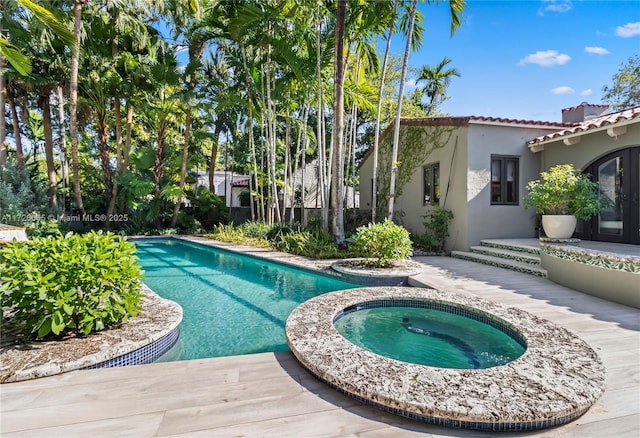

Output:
xmin=387 ymin=0 xmax=418 ymax=220
xmin=416 ymin=56 xmax=460 ymax=116
xmin=371 ymin=0 xmax=399 ymax=223
xmin=330 ymin=0 xmax=347 ymax=244
xmin=69 ymin=0 xmax=85 ymax=213
xmin=387 ymin=0 xmax=465 ymax=220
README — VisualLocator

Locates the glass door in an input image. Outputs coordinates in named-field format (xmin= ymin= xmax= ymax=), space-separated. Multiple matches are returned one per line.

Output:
xmin=577 ymin=147 xmax=639 ymax=244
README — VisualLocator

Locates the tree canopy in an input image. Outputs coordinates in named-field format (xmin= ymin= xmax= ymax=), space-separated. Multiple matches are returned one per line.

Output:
xmin=1 ymin=0 xmax=465 ymax=239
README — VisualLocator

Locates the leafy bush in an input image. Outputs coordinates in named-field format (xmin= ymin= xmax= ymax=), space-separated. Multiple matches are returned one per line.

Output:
xmin=239 ymin=221 xmax=274 ymax=240
xmin=415 ymin=207 xmax=454 ymax=252
xmin=209 ymin=223 xmax=246 ymax=243
xmin=0 ymin=159 xmax=49 ymax=226
xmin=353 ymin=219 xmax=412 ymax=267
xmin=0 ymin=231 xmax=143 ymax=338
xmin=25 ymin=218 xmax=65 ymax=238
xmin=183 ymin=186 xmax=229 ymax=229
xmin=266 ymin=224 xmax=296 ymax=242
xmin=275 ymin=229 xmax=310 ymax=254
xmin=524 ymin=164 xmax=613 ymax=220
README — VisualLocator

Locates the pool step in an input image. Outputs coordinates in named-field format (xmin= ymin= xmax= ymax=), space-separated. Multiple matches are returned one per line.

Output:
xmin=451 ymin=240 xmax=547 ymax=278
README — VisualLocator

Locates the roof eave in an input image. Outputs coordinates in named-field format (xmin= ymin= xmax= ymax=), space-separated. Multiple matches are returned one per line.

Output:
xmin=528 ymin=116 xmax=639 ymax=152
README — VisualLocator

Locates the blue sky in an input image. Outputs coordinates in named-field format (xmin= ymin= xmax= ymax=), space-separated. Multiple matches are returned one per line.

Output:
xmin=397 ymin=0 xmax=640 ymax=121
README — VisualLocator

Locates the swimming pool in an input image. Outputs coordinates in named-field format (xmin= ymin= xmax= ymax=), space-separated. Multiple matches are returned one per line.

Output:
xmin=134 ymin=238 xmax=357 ymax=360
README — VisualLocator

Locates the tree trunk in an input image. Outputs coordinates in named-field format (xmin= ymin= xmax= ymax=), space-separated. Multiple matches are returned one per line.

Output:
xmin=97 ymin=109 xmax=113 ymax=210
xmin=330 ymin=0 xmax=347 ymax=244
xmin=208 ymin=120 xmax=223 ymax=195
xmin=57 ymin=86 xmax=68 ymax=213
xmin=240 ymin=44 xmax=260 ymax=222
xmin=123 ymin=102 xmax=133 ymax=171
xmin=39 ymin=90 xmax=58 ymax=211
xmin=7 ymin=87 xmax=25 ymax=171
xmin=154 ymin=118 xmax=166 ymax=199
xmin=0 ymin=57 xmax=6 ymax=166
xmin=265 ymin=42 xmax=281 ymax=225
xmin=70 ymin=0 xmax=84 ymax=213
xmin=171 ymin=109 xmax=190 ymax=227
xmin=315 ymin=6 xmax=329 ymax=231
xmin=106 ymin=96 xmax=123 ymax=224
xmin=388 ymin=0 xmax=417 ymax=220
xmin=372 ymin=0 xmax=399 ymax=223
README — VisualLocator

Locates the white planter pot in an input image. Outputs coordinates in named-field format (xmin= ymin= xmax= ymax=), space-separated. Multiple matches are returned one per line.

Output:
xmin=542 ymin=215 xmax=577 ymax=239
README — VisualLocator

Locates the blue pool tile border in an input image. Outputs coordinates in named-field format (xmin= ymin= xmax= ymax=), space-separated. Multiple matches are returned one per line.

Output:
xmin=83 ymin=326 xmax=180 ymax=370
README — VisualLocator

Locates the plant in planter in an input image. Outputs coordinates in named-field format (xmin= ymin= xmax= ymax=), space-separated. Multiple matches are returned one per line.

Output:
xmin=352 ymin=219 xmax=413 ymax=268
xmin=524 ymin=164 xmax=612 ymax=238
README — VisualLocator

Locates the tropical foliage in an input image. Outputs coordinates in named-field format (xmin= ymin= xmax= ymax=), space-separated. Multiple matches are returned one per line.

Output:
xmin=524 ymin=164 xmax=613 ymax=221
xmin=352 ymin=218 xmax=412 ymax=267
xmin=0 ymin=231 xmax=143 ymax=338
xmin=1 ymin=0 xmax=466 ymax=241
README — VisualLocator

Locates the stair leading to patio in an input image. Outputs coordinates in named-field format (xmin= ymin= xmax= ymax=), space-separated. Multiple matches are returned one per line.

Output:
xmin=451 ymin=239 xmax=547 ymax=277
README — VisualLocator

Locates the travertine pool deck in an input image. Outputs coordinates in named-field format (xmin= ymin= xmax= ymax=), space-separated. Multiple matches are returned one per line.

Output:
xmin=1 ymin=240 xmax=638 ymax=436
xmin=286 ymin=287 xmax=605 ymax=431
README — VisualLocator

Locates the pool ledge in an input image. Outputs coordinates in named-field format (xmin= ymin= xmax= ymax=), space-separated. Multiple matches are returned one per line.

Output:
xmin=0 ymin=285 xmax=182 ymax=383
xmin=286 ymin=287 xmax=606 ymax=431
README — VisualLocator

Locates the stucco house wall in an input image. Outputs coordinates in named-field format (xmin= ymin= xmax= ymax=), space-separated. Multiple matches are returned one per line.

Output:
xmin=358 ymin=118 xmax=567 ymax=252
xmin=465 ymin=123 xmax=560 ymax=246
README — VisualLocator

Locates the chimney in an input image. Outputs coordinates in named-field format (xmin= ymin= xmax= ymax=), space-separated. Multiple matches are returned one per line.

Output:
xmin=562 ymin=102 xmax=609 ymax=123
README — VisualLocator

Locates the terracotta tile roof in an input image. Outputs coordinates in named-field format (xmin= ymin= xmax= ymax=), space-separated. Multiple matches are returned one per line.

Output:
xmin=388 ymin=115 xmax=572 ymax=129
xmin=528 ymin=106 xmax=640 ymax=145
xmin=379 ymin=116 xmax=571 ymax=143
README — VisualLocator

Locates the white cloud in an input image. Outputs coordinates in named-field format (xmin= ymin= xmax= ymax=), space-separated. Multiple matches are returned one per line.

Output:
xmin=581 ymin=89 xmax=593 ymax=96
xmin=538 ymin=0 xmax=573 ymax=16
xmin=518 ymin=50 xmax=571 ymax=67
xmin=616 ymin=22 xmax=640 ymax=37
xmin=584 ymin=46 xmax=610 ymax=55
xmin=552 ymin=86 xmax=575 ymax=95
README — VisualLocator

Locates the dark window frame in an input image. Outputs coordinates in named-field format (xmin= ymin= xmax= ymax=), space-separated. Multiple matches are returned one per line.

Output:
xmin=423 ymin=162 xmax=440 ymax=206
xmin=491 ymin=155 xmax=519 ymax=205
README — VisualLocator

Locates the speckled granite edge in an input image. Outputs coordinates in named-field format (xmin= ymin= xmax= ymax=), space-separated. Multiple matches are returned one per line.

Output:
xmin=285 ymin=287 xmax=606 ymax=430
xmin=331 ymin=260 xmax=423 ymax=286
xmin=0 ymin=285 xmax=183 ymax=383
xmin=541 ymin=244 xmax=640 ymax=273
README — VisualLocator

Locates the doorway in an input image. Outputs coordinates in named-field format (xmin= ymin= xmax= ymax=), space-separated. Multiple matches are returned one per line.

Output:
xmin=576 ymin=147 xmax=640 ymax=244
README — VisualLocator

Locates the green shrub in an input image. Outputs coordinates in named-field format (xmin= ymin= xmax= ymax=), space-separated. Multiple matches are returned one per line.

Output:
xmin=209 ymin=223 xmax=246 ymax=243
xmin=275 ymin=230 xmax=310 ymax=254
xmin=25 ymin=218 xmax=65 ymax=238
xmin=353 ymin=219 xmax=412 ymax=267
xmin=524 ymin=164 xmax=613 ymax=220
xmin=416 ymin=207 xmax=454 ymax=252
xmin=0 ymin=231 xmax=143 ymax=338
xmin=239 ymin=221 xmax=274 ymax=240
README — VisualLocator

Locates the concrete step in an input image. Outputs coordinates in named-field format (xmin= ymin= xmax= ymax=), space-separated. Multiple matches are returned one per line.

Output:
xmin=479 ymin=239 xmax=540 ymax=255
xmin=451 ymin=251 xmax=547 ymax=278
xmin=469 ymin=246 xmax=541 ymax=265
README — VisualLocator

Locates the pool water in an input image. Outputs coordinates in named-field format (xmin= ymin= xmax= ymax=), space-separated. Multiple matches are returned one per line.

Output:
xmin=334 ymin=306 xmax=525 ymax=369
xmin=134 ymin=238 xmax=357 ymax=360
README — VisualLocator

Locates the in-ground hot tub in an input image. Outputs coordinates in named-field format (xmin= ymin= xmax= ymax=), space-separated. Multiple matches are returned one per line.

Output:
xmin=333 ymin=300 xmax=526 ymax=370
xmin=286 ymin=287 xmax=606 ymax=432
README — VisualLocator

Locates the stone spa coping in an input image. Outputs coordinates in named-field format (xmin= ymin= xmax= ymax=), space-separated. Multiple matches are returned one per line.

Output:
xmin=285 ymin=286 xmax=606 ymax=432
